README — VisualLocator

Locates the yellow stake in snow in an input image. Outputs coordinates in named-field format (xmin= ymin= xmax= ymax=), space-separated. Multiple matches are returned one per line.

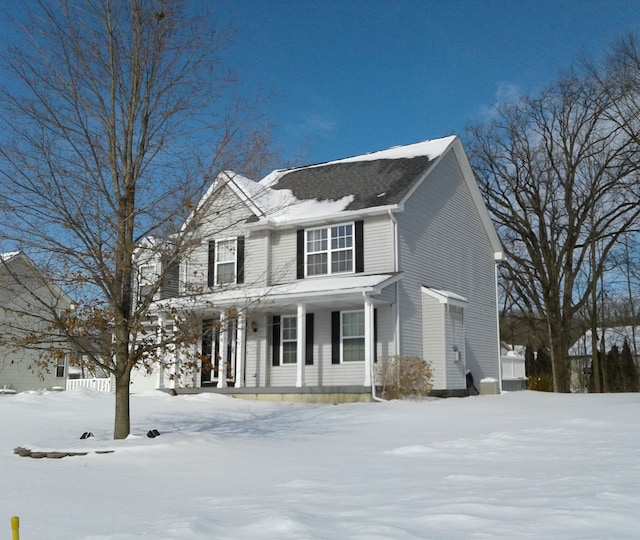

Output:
xmin=11 ymin=516 xmax=19 ymax=540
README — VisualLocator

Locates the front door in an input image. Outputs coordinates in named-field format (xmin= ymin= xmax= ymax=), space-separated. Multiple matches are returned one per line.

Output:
xmin=201 ymin=319 xmax=236 ymax=386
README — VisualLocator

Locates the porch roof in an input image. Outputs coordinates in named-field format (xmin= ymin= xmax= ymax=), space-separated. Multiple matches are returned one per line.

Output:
xmin=157 ymin=273 xmax=401 ymax=313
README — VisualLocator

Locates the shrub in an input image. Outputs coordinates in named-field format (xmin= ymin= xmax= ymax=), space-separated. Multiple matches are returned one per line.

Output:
xmin=377 ymin=355 xmax=433 ymax=399
xmin=527 ymin=374 xmax=553 ymax=392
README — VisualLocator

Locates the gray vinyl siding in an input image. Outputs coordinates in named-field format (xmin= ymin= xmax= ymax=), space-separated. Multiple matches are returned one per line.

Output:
xmin=363 ymin=215 xmax=394 ymax=273
xmin=0 ymin=346 xmax=64 ymax=393
xmin=265 ymin=305 xmax=394 ymax=388
xmin=268 ymin=215 xmax=394 ymax=287
xmin=244 ymin=231 xmax=267 ymax=287
xmin=243 ymin=313 xmax=268 ymax=387
xmin=184 ymin=185 xmax=264 ymax=291
xmin=0 ymin=256 xmax=71 ymax=392
xmin=446 ymin=305 xmax=466 ymax=389
xmin=397 ymin=149 xmax=499 ymax=383
xmin=269 ymin=229 xmax=297 ymax=285
xmin=422 ymin=295 xmax=446 ymax=389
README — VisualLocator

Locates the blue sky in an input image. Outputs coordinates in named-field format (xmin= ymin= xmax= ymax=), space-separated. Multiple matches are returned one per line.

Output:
xmin=217 ymin=0 xmax=640 ymax=165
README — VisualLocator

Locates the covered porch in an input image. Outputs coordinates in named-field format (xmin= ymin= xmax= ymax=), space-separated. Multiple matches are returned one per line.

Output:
xmin=153 ymin=273 xmax=401 ymax=396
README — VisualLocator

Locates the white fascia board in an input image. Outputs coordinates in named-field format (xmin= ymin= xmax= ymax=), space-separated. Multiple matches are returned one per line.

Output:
xmin=245 ymin=204 xmax=400 ymax=232
xmin=153 ymin=273 xmax=402 ymax=312
xmin=450 ymin=140 xmax=504 ymax=256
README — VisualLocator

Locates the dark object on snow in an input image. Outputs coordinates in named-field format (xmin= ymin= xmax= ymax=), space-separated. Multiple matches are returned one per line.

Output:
xmin=466 ymin=371 xmax=479 ymax=395
xmin=146 ymin=429 xmax=160 ymax=438
xmin=80 ymin=432 xmax=94 ymax=439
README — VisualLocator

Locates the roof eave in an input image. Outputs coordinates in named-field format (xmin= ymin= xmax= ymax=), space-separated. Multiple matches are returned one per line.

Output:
xmin=245 ymin=204 xmax=401 ymax=231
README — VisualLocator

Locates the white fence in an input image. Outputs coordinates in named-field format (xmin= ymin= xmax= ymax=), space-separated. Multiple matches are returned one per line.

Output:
xmin=66 ymin=377 xmax=113 ymax=393
xmin=501 ymin=353 xmax=526 ymax=380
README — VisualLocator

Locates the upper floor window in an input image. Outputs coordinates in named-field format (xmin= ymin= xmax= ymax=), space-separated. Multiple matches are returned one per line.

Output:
xmin=297 ymin=221 xmax=363 ymax=279
xmin=208 ymin=237 xmax=245 ymax=287
xmin=216 ymin=239 xmax=236 ymax=285
xmin=306 ymin=223 xmax=353 ymax=276
xmin=138 ymin=264 xmax=157 ymax=300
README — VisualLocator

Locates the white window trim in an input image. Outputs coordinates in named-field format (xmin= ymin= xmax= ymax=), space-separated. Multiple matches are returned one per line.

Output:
xmin=341 ymin=309 xmax=365 ymax=363
xmin=55 ymin=355 xmax=66 ymax=378
xmin=305 ymin=222 xmax=355 ymax=277
xmin=138 ymin=264 xmax=157 ymax=298
xmin=139 ymin=264 xmax=157 ymax=284
xmin=215 ymin=238 xmax=237 ymax=286
xmin=280 ymin=314 xmax=297 ymax=365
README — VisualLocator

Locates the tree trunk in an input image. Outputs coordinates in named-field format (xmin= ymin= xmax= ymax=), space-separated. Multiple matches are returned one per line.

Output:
xmin=548 ymin=320 xmax=571 ymax=392
xmin=114 ymin=370 xmax=131 ymax=440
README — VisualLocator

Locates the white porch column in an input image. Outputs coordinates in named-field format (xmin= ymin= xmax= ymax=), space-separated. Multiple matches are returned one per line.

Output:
xmin=218 ymin=311 xmax=228 ymax=388
xmin=235 ymin=312 xmax=246 ymax=388
xmin=157 ymin=314 xmax=165 ymax=389
xmin=364 ymin=294 xmax=374 ymax=387
xmin=296 ymin=303 xmax=306 ymax=388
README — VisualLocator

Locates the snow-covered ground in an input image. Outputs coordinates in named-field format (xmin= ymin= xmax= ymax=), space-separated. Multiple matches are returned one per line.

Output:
xmin=1 ymin=389 xmax=638 ymax=539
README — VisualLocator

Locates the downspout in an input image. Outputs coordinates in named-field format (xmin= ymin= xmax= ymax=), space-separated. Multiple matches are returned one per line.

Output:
xmin=365 ymin=291 xmax=386 ymax=402
xmin=389 ymin=209 xmax=400 ymax=357
xmin=494 ymin=253 xmax=503 ymax=392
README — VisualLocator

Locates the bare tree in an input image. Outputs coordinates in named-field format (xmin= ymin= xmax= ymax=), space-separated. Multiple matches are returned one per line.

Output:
xmin=0 ymin=0 xmax=275 ymax=438
xmin=467 ymin=66 xmax=640 ymax=392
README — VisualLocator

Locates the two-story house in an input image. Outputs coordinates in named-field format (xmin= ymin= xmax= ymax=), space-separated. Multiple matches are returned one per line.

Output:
xmin=0 ymin=251 xmax=74 ymax=392
xmin=133 ymin=136 xmax=503 ymax=400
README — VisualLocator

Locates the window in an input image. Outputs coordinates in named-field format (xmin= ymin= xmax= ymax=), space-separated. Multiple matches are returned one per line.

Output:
xmin=306 ymin=223 xmax=353 ymax=276
xmin=272 ymin=314 xmax=314 ymax=367
xmin=208 ymin=237 xmax=245 ymax=287
xmin=138 ymin=264 xmax=157 ymax=299
xmin=281 ymin=315 xmax=297 ymax=364
xmin=55 ymin=356 xmax=66 ymax=378
xmin=215 ymin=239 xmax=236 ymax=285
xmin=342 ymin=311 xmax=365 ymax=362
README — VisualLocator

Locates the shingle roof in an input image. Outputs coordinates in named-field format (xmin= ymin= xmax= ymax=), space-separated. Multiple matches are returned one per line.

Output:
xmin=268 ymin=155 xmax=434 ymax=210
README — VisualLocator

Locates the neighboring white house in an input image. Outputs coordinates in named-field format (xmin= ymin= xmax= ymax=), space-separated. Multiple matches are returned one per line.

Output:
xmin=568 ymin=326 xmax=640 ymax=391
xmin=133 ymin=136 xmax=504 ymax=399
xmin=0 ymin=252 xmax=73 ymax=392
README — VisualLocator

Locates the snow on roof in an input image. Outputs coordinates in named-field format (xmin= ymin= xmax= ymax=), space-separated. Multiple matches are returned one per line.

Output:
xmin=260 ymin=136 xmax=456 ymax=187
xmin=248 ymin=137 xmax=457 ymax=225
xmin=321 ymin=136 xmax=456 ymax=165
xmin=0 ymin=251 xmax=19 ymax=262
xmin=189 ymin=137 xmax=457 ymax=229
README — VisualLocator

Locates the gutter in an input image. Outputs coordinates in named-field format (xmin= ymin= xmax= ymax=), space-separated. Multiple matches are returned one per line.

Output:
xmin=245 ymin=204 xmax=401 ymax=232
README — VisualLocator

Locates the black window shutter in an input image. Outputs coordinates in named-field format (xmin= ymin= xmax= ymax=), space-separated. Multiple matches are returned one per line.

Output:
xmin=355 ymin=220 xmax=364 ymax=273
xmin=207 ymin=241 xmax=216 ymax=287
xmin=160 ymin=257 xmax=180 ymax=299
xmin=331 ymin=311 xmax=341 ymax=364
xmin=271 ymin=315 xmax=281 ymax=366
xmin=305 ymin=313 xmax=314 ymax=365
xmin=296 ymin=229 xmax=305 ymax=279
xmin=236 ymin=236 xmax=245 ymax=284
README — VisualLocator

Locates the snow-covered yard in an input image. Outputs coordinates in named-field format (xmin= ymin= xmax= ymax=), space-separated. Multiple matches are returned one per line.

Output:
xmin=1 ymin=389 xmax=638 ymax=539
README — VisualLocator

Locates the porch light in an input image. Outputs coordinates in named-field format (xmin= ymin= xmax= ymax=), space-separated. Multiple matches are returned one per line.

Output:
xmin=251 ymin=320 xmax=258 ymax=333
